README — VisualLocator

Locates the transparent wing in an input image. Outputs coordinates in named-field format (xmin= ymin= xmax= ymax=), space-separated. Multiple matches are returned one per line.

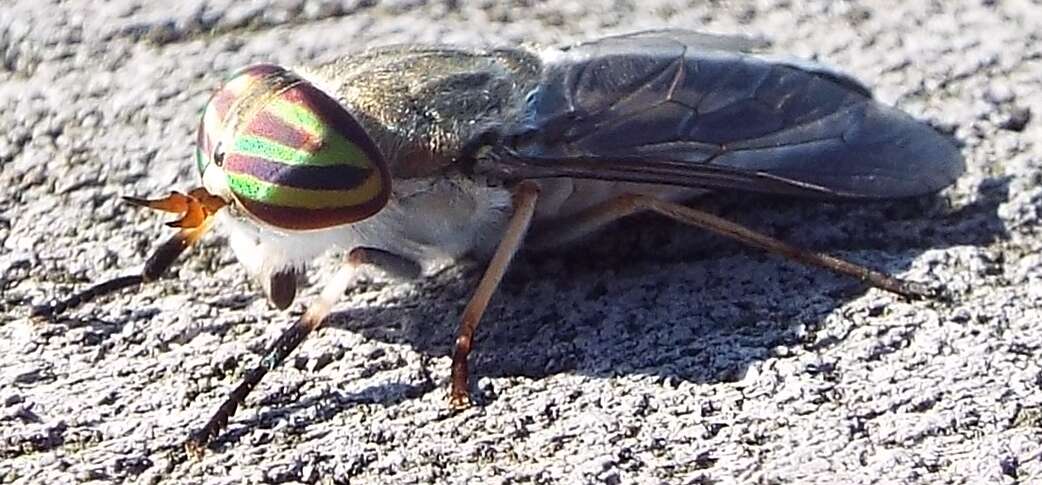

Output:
xmin=493 ymin=29 xmax=964 ymax=199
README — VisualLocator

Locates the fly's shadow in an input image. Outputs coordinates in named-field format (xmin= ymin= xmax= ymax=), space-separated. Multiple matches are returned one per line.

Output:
xmin=318 ymin=180 xmax=1007 ymax=395
xmin=36 ymin=181 xmax=1008 ymax=442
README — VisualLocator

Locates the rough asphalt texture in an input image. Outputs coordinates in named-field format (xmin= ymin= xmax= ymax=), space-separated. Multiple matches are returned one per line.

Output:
xmin=1 ymin=1 xmax=1040 ymax=483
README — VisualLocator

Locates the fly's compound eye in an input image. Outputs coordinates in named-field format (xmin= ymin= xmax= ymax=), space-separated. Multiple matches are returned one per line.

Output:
xmin=213 ymin=64 xmax=391 ymax=231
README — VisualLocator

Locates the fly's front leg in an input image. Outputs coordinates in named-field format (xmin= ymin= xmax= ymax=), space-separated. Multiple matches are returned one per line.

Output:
xmin=185 ymin=260 xmax=354 ymax=457
xmin=528 ymin=194 xmax=933 ymax=299
xmin=31 ymin=207 xmax=215 ymax=319
xmin=186 ymin=256 xmax=356 ymax=458
xmin=184 ymin=248 xmax=422 ymax=457
xmin=348 ymin=247 xmax=423 ymax=281
xmin=449 ymin=181 xmax=541 ymax=408
xmin=262 ymin=248 xmax=419 ymax=310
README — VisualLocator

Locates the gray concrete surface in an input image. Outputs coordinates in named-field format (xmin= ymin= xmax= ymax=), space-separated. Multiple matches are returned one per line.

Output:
xmin=1 ymin=0 xmax=1040 ymax=483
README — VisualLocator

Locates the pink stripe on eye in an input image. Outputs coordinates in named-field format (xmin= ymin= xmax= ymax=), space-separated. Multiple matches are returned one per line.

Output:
xmin=240 ymin=196 xmax=387 ymax=230
xmin=212 ymin=89 xmax=237 ymax=122
xmin=246 ymin=111 xmax=318 ymax=153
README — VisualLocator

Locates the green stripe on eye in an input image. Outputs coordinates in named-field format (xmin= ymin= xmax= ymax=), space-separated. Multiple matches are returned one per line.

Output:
xmin=233 ymin=134 xmax=372 ymax=169
xmin=227 ymin=171 xmax=383 ymax=208
xmin=269 ymin=98 xmax=326 ymax=136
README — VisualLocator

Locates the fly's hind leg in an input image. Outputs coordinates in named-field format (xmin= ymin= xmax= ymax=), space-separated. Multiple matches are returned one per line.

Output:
xmin=527 ymin=194 xmax=933 ymax=299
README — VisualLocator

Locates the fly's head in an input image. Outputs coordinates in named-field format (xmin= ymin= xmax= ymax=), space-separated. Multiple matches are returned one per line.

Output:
xmin=109 ymin=65 xmax=395 ymax=312
xmin=196 ymin=64 xmax=391 ymax=231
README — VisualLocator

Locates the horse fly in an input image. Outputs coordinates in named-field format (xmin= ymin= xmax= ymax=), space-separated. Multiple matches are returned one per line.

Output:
xmin=32 ymin=30 xmax=964 ymax=457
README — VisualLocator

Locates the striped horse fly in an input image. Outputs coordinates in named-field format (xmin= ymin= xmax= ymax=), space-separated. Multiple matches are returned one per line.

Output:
xmin=32 ymin=30 xmax=964 ymax=457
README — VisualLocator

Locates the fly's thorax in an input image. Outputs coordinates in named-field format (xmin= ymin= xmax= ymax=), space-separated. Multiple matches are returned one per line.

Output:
xmin=196 ymin=64 xmax=392 ymax=231
xmin=302 ymin=46 xmax=542 ymax=180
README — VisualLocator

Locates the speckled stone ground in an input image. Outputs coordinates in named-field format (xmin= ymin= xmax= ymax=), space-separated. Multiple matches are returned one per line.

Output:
xmin=1 ymin=1 xmax=1041 ymax=483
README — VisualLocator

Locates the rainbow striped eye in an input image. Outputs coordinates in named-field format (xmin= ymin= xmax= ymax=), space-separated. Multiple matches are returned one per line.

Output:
xmin=197 ymin=64 xmax=390 ymax=231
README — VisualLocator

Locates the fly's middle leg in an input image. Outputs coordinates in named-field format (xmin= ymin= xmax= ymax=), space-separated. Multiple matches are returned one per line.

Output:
xmin=449 ymin=181 xmax=540 ymax=408
xmin=527 ymin=194 xmax=935 ymax=299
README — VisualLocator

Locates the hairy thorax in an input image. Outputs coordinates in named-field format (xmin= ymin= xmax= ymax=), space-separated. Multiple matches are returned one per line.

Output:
xmin=302 ymin=44 xmax=541 ymax=179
